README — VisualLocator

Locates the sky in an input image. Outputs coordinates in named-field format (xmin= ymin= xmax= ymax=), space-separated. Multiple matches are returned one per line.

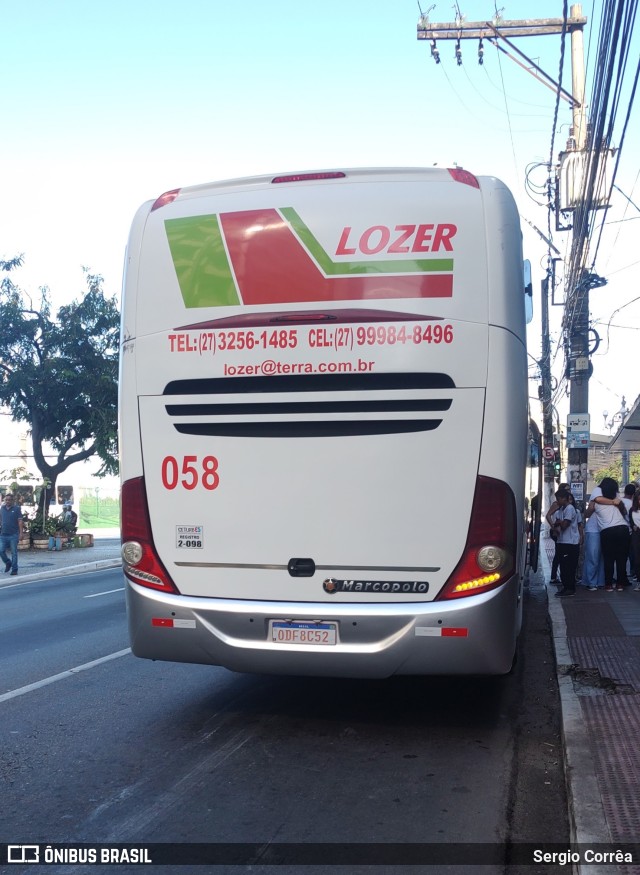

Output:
xmin=1 ymin=0 xmax=639 ymax=443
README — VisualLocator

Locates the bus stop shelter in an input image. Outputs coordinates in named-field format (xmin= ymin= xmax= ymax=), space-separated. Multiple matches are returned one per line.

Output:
xmin=608 ymin=392 xmax=640 ymax=453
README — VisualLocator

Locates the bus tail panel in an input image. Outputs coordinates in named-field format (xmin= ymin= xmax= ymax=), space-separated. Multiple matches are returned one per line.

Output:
xmin=138 ymin=384 xmax=485 ymax=602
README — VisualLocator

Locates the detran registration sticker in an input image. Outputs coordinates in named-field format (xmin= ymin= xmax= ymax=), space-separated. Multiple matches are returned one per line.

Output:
xmin=176 ymin=525 xmax=203 ymax=549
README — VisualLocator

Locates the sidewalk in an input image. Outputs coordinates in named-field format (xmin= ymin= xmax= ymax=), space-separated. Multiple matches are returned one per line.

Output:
xmin=1 ymin=531 xmax=121 ymax=585
xmin=541 ymin=535 xmax=640 ymax=872
xmin=3 ymin=531 xmax=639 ymax=865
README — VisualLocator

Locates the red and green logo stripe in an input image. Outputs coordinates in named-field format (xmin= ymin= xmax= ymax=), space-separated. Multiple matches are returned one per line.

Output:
xmin=165 ymin=208 xmax=453 ymax=308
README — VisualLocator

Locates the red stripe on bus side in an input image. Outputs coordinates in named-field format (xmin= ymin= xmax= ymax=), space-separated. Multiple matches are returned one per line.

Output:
xmin=220 ymin=209 xmax=452 ymax=305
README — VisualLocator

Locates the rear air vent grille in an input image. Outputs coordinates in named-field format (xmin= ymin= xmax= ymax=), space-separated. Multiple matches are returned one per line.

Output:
xmin=166 ymin=399 xmax=450 ymax=417
xmin=173 ymin=420 xmax=443 ymax=438
xmin=164 ymin=372 xmax=455 ymax=395
xmin=163 ymin=372 xmax=455 ymax=438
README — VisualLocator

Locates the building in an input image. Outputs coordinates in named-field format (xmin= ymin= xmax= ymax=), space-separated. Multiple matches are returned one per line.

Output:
xmin=0 ymin=411 xmax=119 ymax=528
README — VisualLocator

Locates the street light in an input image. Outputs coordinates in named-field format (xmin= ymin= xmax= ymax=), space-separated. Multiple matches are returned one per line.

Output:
xmin=603 ymin=398 xmax=630 ymax=485
xmin=603 ymin=397 xmax=628 ymax=433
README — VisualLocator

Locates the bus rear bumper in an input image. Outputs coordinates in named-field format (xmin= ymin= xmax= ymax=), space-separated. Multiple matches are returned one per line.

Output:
xmin=125 ymin=578 xmax=521 ymax=677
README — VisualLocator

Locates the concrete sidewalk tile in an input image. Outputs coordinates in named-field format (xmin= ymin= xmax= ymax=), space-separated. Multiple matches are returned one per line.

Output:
xmin=541 ymin=533 xmax=640 ymax=873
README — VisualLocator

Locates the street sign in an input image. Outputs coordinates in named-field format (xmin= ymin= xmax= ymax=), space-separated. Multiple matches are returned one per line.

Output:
xmin=566 ymin=431 xmax=589 ymax=448
xmin=543 ymin=446 xmax=555 ymax=460
xmin=571 ymin=482 xmax=584 ymax=502
xmin=567 ymin=413 xmax=590 ymax=432
xmin=567 ymin=413 xmax=590 ymax=449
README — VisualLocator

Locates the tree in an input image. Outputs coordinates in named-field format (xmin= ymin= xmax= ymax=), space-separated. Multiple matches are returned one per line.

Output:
xmin=0 ymin=260 xmax=119 ymax=520
xmin=593 ymin=454 xmax=640 ymax=485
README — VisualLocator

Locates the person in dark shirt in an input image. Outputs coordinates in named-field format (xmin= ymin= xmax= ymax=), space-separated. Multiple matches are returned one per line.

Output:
xmin=0 ymin=493 xmax=24 ymax=576
xmin=62 ymin=503 xmax=78 ymax=532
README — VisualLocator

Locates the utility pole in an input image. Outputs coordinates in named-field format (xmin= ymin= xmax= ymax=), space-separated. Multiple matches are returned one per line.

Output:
xmin=540 ymin=272 xmax=556 ymax=514
xmin=560 ymin=4 xmax=612 ymax=505
xmin=418 ymin=6 xmax=590 ymax=513
xmin=564 ymin=4 xmax=590 ymax=509
xmin=417 ymin=11 xmax=588 ymax=70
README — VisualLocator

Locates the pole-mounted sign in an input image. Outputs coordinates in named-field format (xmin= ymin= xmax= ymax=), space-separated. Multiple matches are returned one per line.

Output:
xmin=567 ymin=412 xmax=590 ymax=449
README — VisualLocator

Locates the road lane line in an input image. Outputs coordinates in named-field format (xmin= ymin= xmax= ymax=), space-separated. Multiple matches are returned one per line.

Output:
xmin=0 ymin=648 xmax=131 ymax=704
xmin=84 ymin=588 xmax=125 ymax=598
xmin=101 ymin=728 xmax=255 ymax=840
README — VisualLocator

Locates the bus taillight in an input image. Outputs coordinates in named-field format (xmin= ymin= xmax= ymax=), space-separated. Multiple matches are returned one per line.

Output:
xmin=121 ymin=477 xmax=178 ymax=593
xmin=447 ymin=167 xmax=480 ymax=188
xmin=150 ymin=189 xmax=181 ymax=211
xmin=271 ymin=171 xmax=346 ymax=184
xmin=437 ymin=476 xmax=516 ymax=600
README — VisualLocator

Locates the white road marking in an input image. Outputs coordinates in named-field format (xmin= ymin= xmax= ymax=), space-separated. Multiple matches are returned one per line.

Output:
xmin=101 ymin=728 xmax=254 ymax=840
xmin=0 ymin=648 xmax=131 ymax=704
xmin=84 ymin=587 xmax=125 ymax=598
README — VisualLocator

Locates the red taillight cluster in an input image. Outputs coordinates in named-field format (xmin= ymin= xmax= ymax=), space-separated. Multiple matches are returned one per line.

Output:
xmin=150 ymin=189 xmax=181 ymax=211
xmin=121 ymin=477 xmax=178 ymax=593
xmin=271 ymin=172 xmax=346 ymax=184
xmin=447 ymin=167 xmax=480 ymax=189
xmin=437 ymin=476 xmax=516 ymax=601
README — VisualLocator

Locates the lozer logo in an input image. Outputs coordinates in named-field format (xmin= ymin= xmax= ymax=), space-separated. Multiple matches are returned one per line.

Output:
xmin=165 ymin=207 xmax=455 ymax=309
xmin=336 ymin=224 xmax=457 ymax=256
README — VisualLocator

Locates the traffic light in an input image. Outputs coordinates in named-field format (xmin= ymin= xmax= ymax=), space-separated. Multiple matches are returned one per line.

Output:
xmin=553 ymin=449 xmax=561 ymax=483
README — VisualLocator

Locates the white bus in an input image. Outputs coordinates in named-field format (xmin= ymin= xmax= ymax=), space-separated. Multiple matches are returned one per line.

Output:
xmin=119 ymin=167 xmax=533 ymax=677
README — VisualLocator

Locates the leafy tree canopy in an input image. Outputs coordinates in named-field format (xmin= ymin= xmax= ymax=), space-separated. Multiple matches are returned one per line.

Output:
xmin=0 ymin=258 xmax=119 ymax=514
xmin=593 ymin=454 xmax=640 ymax=486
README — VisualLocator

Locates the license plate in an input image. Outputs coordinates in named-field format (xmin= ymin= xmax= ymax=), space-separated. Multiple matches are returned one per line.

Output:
xmin=269 ymin=620 xmax=338 ymax=646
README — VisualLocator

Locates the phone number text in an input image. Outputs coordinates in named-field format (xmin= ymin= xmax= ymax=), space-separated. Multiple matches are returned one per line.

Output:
xmin=168 ymin=323 xmax=454 ymax=355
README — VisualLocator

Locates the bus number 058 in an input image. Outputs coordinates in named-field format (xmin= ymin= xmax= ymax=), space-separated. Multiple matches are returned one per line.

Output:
xmin=161 ymin=455 xmax=220 ymax=490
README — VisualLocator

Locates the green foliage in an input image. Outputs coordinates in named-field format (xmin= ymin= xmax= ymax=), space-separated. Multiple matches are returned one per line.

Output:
xmin=0 ymin=262 xmax=119 ymax=520
xmin=0 ymin=467 xmax=35 ymax=493
xmin=0 ymin=255 xmax=24 ymax=272
xmin=593 ymin=453 xmax=640 ymax=486
xmin=28 ymin=508 xmax=63 ymax=536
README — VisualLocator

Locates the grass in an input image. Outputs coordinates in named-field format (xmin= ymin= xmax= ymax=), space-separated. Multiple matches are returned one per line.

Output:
xmin=79 ymin=496 xmax=120 ymax=529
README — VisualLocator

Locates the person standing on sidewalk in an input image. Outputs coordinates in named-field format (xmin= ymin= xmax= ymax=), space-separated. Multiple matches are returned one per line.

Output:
xmin=623 ymin=483 xmax=637 ymax=583
xmin=553 ymin=488 xmax=580 ymax=599
xmin=583 ymin=485 xmax=605 ymax=591
xmin=568 ymin=493 xmax=585 ymax=583
xmin=0 ymin=493 xmax=24 ymax=576
xmin=546 ymin=482 xmax=570 ymax=586
xmin=588 ymin=477 xmax=630 ymax=592
xmin=630 ymin=489 xmax=640 ymax=591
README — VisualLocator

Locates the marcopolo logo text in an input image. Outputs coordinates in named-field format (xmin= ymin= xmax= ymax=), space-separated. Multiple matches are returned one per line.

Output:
xmin=323 ymin=579 xmax=429 ymax=594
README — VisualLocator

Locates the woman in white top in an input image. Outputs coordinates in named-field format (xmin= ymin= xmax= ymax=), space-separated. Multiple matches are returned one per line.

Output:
xmin=552 ymin=488 xmax=580 ymax=597
xmin=583 ymin=485 xmax=604 ymax=590
xmin=587 ymin=477 xmax=630 ymax=592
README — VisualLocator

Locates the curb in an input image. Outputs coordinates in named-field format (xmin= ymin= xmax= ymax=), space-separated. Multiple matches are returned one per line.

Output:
xmin=540 ymin=544 xmax=612 ymax=872
xmin=0 ymin=558 xmax=122 ymax=586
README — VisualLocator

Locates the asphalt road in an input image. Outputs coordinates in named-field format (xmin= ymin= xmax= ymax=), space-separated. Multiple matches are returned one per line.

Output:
xmin=0 ymin=568 xmax=568 ymax=874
